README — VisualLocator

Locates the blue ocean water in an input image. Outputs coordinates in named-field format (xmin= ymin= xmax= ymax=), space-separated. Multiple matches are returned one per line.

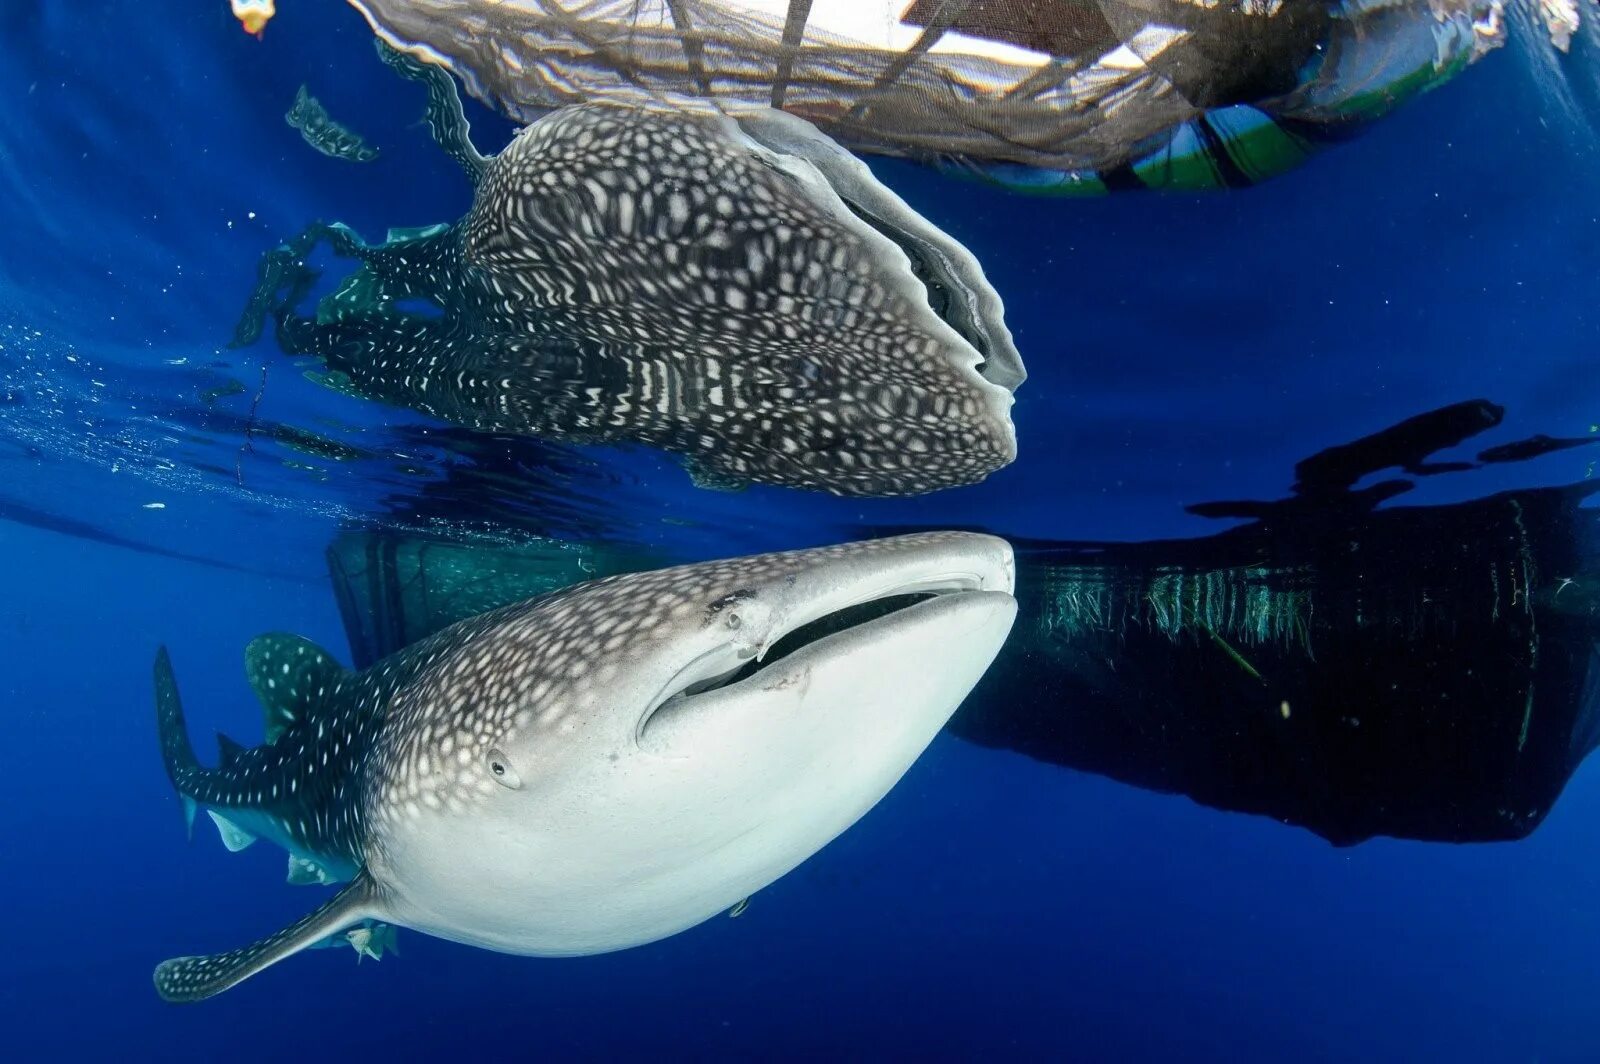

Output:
xmin=1 ymin=1 xmax=1597 ymax=1059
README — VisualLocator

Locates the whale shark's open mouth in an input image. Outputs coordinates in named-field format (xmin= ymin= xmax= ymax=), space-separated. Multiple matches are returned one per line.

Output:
xmin=701 ymin=592 xmax=941 ymax=693
xmin=642 ymin=576 xmax=993 ymax=740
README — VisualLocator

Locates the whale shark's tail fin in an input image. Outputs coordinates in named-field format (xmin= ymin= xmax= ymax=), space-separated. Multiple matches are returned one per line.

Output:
xmin=154 ymin=647 xmax=203 ymax=834
xmin=154 ymin=872 xmax=381 ymax=1003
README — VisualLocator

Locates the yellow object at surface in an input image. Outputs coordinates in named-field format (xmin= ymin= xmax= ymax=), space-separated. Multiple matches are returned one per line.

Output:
xmin=230 ymin=0 xmax=275 ymax=36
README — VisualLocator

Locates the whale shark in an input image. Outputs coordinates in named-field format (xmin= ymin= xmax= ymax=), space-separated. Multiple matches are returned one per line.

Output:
xmin=152 ymin=531 xmax=1016 ymax=1001
xmin=232 ymin=42 xmax=1024 ymax=498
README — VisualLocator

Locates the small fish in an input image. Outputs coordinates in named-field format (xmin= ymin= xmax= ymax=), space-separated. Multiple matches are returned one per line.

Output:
xmin=285 ymin=86 xmax=379 ymax=163
xmin=230 ymin=0 xmax=274 ymax=39
xmin=727 ymin=898 xmax=750 ymax=919
xmin=345 ymin=922 xmax=398 ymax=962
xmin=309 ymin=920 xmax=399 ymax=962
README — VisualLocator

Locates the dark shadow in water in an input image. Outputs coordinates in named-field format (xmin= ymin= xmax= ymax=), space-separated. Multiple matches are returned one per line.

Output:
xmin=325 ymin=429 xmax=659 ymax=667
xmin=321 ymin=400 xmax=1599 ymax=845
xmin=327 ymin=531 xmax=664 ymax=673
xmin=955 ymin=401 xmax=1600 ymax=845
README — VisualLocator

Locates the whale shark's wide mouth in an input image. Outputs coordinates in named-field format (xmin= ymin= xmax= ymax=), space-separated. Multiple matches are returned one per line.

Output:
xmin=644 ymin=590 xmax=967 ymax=739
xmin=681 ymin=592 xmax=942 ymax=699
xmin=640 ymin=548 xmax=1013 ymax=743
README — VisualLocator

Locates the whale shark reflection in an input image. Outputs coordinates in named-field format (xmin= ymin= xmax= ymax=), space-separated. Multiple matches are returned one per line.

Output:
xmin=233 ymin=43 xmax=1024 ymax=497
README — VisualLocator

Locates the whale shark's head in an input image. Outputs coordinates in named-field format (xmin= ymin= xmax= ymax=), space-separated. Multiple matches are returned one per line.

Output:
xmin=365 ymin=531 xmax=1016 ymax=954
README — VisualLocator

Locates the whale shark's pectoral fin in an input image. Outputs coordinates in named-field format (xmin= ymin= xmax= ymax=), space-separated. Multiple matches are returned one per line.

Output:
xmin=153 ymin=872 xmax=381 ymax=1003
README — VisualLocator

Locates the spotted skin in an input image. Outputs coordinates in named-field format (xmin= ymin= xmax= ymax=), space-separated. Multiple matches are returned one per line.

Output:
xmin=153 ymin=874 xmax=377 ymax=1003
xmin=240 ymin=99 xmax=1021 ymax=496
xmin=153 ymin=531 xmax=1017 ymax=1002
xmin=365 ymin=532 xmax=984 ymax=843
xmin=159 ymin=634 xmax=446 ymax=875
xmin=158 ymin=603 xmax=589 ymax=878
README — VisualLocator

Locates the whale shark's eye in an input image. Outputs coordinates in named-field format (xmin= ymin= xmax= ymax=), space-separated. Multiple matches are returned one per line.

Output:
xmin=725 ymin=612 xmax=742 ymax=631
xmin=487 ymin=748 xmax=522 ymax=790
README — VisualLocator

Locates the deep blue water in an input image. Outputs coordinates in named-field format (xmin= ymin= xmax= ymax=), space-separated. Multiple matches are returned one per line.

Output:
xmin=1 ymin=1 xmax=1598 ymax=1060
